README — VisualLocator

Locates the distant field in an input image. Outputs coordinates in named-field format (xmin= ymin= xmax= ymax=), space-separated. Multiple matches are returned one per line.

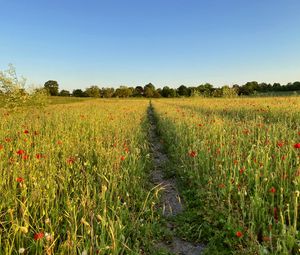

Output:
xmin=0 ymin=97 xmax=299 ymax=254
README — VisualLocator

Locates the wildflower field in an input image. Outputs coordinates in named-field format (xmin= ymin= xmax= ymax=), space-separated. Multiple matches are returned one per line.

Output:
xmin=0 ymin=97 xmax=299 ymax=254
xmin=152 ymin=97 xmax=300 ymax=254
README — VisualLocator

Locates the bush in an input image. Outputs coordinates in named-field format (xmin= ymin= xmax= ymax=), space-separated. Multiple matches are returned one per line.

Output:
xmin=0 ymin=65 xmax=48 ymax=110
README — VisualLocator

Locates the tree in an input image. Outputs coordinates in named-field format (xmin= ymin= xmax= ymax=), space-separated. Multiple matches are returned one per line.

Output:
xmin=221 ymin=86 xmax=238 ymax=98
xmin=85 ymin=86 xmax=100 ymax=97
xmin=133 ymin=86 xmax=144 ymax=97
xmin=101 ymin=87 xmax=114 ymax=98
xmin=177 ymin=85 xmax=189 ymax=97
xmin=72 ymin=89 xmax=87 ymax=97
xmin=1 ymin=65 xmax=48 ymax=109
xmin=44 ymin=80 xmax=59 ymax=96
xmin=144 ymin=83 xmax=155 ymax=98
xmin=59 ymin=90 xmax=70 ymax=97
xmin=113 ymin=86 xmax=132 ymax=98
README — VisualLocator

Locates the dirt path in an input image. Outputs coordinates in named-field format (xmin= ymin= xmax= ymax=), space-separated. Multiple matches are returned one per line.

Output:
xmin=148 ymin=105 xmax=205 ymax=255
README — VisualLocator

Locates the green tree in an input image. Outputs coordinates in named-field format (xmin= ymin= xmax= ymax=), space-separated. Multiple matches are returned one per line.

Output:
xmin=85 ymin=86 xmax=100 ymax=97
xmin=72 ymin=89 xmax=87 ymax=97
xmin=221 ymin=85 xmax=238 ymax=98
xmin=144 ymin=83 xmax=155 ymax=98
xmin=44 ymin=80 xmax=59 ymax=96
xmin=177 ymin=85 xmax=189 ymax=96
xmin=59 ymin=90 xmax=70 ymax=97
xmin=1 ymin=65 xmax=48 ymax=109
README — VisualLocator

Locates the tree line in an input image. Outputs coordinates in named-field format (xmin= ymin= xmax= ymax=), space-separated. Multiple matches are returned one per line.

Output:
xmin=44 ymin=80 xmax=300 ymax=98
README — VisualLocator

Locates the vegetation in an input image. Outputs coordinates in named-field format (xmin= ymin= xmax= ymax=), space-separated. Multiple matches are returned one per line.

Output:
xmin=152 ymin=97 xmax=300 ymax=254
xmin=0 ymin=99 xmax=162 ymax=254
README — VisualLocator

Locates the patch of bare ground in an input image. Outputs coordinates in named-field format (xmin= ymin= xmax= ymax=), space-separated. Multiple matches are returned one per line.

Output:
xmin=148 ymin=106 xmax=205 ymax=255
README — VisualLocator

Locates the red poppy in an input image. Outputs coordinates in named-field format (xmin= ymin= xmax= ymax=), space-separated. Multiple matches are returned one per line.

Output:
xmin=219 ymin=183 xmax=225 ymax=188
xmin=189 ymin=151 xmax=197 ymax=157
xmin=239 ymin=167 xmax=245 ymax=174
xmin=24 ymin=130 xmax=29 ymax=134
xmin=294 ymin=143 xmax=300 ymax=149
xmin=16 ymin=177 xmax=24 ymax=183
xmin=36 ymin=153 xmax=44 ymax=159
xmin=0 ymin=144 xmax=3 ymax=150
xmin=236 ymin=231 xmax=243 ymax=238
xmin=124 ymin=147 xmax=129 ymax=153
xmin=120 ymin=156 xmax=125 ymax=161
xmin=57 ymin=140 xmax=63 ymax=145
xmin=5 ymin=138 xmax=12 ymax=142
xmin=17 ymin=150 xmax=25 ymax=155
xmin=67 ymin=157 xmax=76 ymax=164
xmin=22 ymin=155 xmax=29 ymax=160
xmin=269 ymin=187 xmax=276 ymax=193
xmin=277 ymin=142 xmax=284 ymax=147
xmin=34 ymin=232 xmax=44 ymax=241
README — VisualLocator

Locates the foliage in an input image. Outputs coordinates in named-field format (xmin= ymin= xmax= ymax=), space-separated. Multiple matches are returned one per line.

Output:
xmin=0 ymin=100 xmax=160 ymax=254
xmin=44 ymin=80 xmax=59 ymax=96
xmin=153 ymin=97 xmax=300 ymax=254
xmin=0 ymin=65 xmax=48 ymax=110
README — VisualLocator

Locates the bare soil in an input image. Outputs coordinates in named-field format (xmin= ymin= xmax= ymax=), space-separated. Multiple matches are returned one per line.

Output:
xmin=148 ymin=106 xmax=205 ymax=255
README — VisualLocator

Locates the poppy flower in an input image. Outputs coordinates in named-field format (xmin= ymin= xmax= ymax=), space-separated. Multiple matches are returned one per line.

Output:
xmin=16 ymin=177 xmax=24 ymax=183
xmin=22 ymin=155 xmax=29 ymax=160
xmin=36 ymin=153 xmax=44 ymax=159
xmin=34 ymin=232 xmax=44 ymax=241
xmin=189 ymin=151 xmax=197 ymax=157
xmin=120 ymin=156 xmax=125 ymax=161
xmin=236 ymin=231 xmax=243 ymax=238
xmin=269 ymin=187 xmax=276 ymax=193
xmin=277 ymin=142 xmax=284 ymax=147
xmin=67 ymin=157 xmax=76 ymax=164
xmin=0 ymin=144 xmax=3 ymax=150
xmin=294 ymin=143 xmax=300 ymax=149
xmin=17 ymin=150 xmax=25 ymax=155
xmin=24 ymin=130 xmax=29 ymax=134
xmin=57 ymin=140 xmax=63 ymax=145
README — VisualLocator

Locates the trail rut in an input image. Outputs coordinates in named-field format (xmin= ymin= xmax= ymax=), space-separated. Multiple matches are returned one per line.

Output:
xmin=148 ymin=105 xmax=205 ymax=255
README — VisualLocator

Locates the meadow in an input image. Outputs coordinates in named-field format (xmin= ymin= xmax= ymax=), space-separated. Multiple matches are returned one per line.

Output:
xmin=0 ymin=97 xmax=299 ymax=254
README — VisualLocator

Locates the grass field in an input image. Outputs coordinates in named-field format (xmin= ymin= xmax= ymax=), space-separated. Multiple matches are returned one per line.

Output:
xmin=0 ymin=97 xmax=299 ymax=254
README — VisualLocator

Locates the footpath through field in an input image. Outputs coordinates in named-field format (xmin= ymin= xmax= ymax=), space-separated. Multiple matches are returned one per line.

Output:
xmin=148 ymin=103 xmax=205 ymax=255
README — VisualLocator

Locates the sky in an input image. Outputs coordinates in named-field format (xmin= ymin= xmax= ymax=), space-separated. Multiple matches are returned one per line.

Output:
xmin=0 ymin=0 xmax=300 ymax=91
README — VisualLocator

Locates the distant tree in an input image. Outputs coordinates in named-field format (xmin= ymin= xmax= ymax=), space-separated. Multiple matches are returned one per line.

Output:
xmin=221 ymin=85 xmax=238 ymax=98
xmin=153 ymin=89 xmax=162 ymax=98
xmin=114 ymin=86 xmax=132 ymax=98
xmin=212 ymin=88 xmax=223 ymax=97
xmin=144 ymin=83 xmax=155 ymax=98
xmin=133 ymin=86 xmax=144 ymax=97
xmin=161 ymin=86 xmax=171 ymax=97
xmin=85 ymin=85 xmax=100 ymax=97
xmin=59 ymin=90 xmax=70 ymax=97
xmin=272 ymin=83 xmax=282 ymax=91
xmin=293 ymin=81 xmax=300 ymax=90
xmin=240 ymin=81 xmax=258 ymax=95
xmin=101 ymin=87 xmax=114 ymax=98
xmin=144 ymin=83 xmax=156 ymax=98
xmin=72 ymin=89 xmax=87 ymax=97
xmin=177 ymin=85 xmax=189 ymax=97
xmin=189 ymin=87 xmax=200 ymax=97
xmin=44 ymin=80 xmax=59 ymax=96
xmin=198 ymin=83 xmax=214 ymax=97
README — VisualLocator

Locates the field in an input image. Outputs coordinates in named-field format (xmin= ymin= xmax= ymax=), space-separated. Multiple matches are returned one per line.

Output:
xmin=0 ymin=97 xmax=299 ymax=254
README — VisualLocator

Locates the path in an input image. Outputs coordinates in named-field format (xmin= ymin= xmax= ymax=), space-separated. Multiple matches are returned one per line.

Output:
xmin=148 ymin=105 xmax=205 ymax=255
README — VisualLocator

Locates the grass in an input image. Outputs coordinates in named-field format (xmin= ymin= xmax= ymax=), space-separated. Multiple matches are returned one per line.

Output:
xmin=0 ymin=96 xmax=299 ymax=254
xmin=0 ymin=100 xmax=161 ymax=254
xmin=152 ymin=97 xmax=300 ymax=254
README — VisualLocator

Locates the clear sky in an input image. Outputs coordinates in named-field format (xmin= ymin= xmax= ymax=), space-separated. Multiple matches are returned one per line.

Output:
xmin=1 ymin=0 xmax=299 ymax=90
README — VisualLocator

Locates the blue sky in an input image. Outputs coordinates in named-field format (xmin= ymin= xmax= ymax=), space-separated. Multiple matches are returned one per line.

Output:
xmin=0 ymin=0 xmax=299 ymax=90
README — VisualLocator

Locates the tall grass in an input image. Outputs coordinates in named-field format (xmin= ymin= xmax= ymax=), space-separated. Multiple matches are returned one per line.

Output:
xmin=152 ymin=97 xmax=300 ymax=254
xmin=0 ymin=100 xmax=158 ymax=254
